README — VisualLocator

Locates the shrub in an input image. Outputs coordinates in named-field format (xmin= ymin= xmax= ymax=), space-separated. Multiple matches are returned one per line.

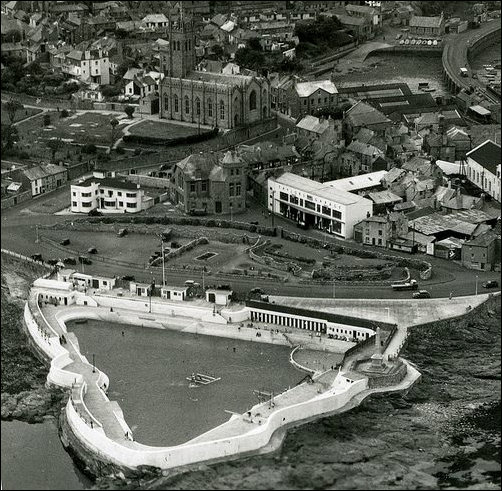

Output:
xmin=43 ymin=114 xmax=51 ymax=126
xmin=122 ymin=127 xmax=219 ymax=146
xmin=82 ymin=143 xmax=97 ymax=154
xmin=60 ymin=109 xmax=69 ymax=118
xmin=115 ymin=146 xmax=125 ymax=154
xmin=134 ymin=148 xmax=141 ymax=155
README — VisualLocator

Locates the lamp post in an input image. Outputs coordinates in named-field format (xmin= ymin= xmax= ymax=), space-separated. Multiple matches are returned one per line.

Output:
xmin=333 ymin=278 xmax=335 ymax=300
xmin=35 ymin=224 xmax=39 ymax=243
xmin=385 ymin=307 xmax=390 ymax=323
xmin=161 ymin=238 xmax=165 ymax=287
xmin=230 ymin=202 xmax=233 ymax=222
xmin=475 ymin=275 xmax=479 ymax=296
xmin=92 ymin=354 xmax=96 ymax=373
xmin=270 ymin=189 xmax=276 ymax=228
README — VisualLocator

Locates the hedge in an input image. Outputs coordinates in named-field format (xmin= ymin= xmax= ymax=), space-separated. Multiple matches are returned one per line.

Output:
xmin=83 ymin=215 xmax=276 ymax=236
xmin=123 ymin=127 xmax=219 ymax=146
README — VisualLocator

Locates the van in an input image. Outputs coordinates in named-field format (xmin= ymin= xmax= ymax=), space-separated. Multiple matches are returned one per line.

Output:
xmin=117 ymin=228 xmax=128 ymax=237
xmin=460 ymin=67 xmax=468 ymax=77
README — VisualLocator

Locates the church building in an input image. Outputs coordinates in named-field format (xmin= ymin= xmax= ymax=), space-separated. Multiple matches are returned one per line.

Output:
xmin=159 ymin=9 xmax=271 ymax=129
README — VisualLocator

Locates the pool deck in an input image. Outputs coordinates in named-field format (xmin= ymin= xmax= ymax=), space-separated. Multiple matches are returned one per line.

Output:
xmin=27 ymin=287 xmax=493 ymax=472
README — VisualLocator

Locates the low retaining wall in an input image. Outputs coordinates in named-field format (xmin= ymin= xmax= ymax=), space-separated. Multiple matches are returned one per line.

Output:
xmin=290 ymin=346 xmax=317 ymax=375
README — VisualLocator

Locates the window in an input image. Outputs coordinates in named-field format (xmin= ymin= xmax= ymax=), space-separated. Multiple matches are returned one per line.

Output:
xmin=201 ymin=181 xmax=207 ymax=192
xmin=290 ymin=195 xmax=298 ymax=205
xmin=118 ymin=201 xmax=123 ymax=207
xmin=72 ymin=192 xmax=76 ymax=196
xmin=230 ymin=169 xmax=234 ymax=176
xmin=378 ymin=238 xmax=382 ymax=245
xmin=322 ymin=206 xmax=330 ymax=215
xmin=164 ymin=96 xmax=168 ymax=111
xmin=104 ymin=200 xmax=115 ymax=207
xmin=72 ymin=201 xmax=77 ymax=207
xmin=229 ymin=183 xmax=235 ymax=196
xmin=280 ymin=191 xmax=289 ymax=201
xmin=81 ymin=192 xmax=92 ymax=197
xmin=219 ymin=100 xmax=225 ymax=120
xmin=174 ymin=94 xmax=179 ymax=112
xmin=100 ymin=189 xmax=104 ymax=194
xmin=304 ymin=100 xmax=307 ymax=105
xmin=208 ymin=98 xmax=213 ymax=117
xmin=190 ymin=183 xmax=196 ymax=193
xmin=184 ymin=96 xmax=190 ymax=114
xmin=318 ymin=98 xmax=321 ymax=104
xmin=126 ymin=193 xmax=136 ymax=198
xmin=82 ymin=202 xmax=92 ymax=208
xmin=378 ymin=230 xmax=382 ymax=236
xmin=126 ymin=202 xmax=137 ymax=208
xmin=305 ymin=200 xmax=315 ymax=210
xmin=108 ymin=191 xmax=113 ymax=197
xmin=236 ymin=183 xmax=241 ymax=196
xmin=235 ymin=168 xmax=240 ymax=175
xmin=117 ymin=191 xmax=122 ymax=196
xmin=316 ymin=204 xmax=320 ymax=212
xmin=332 ymin=210 xmax=342 ymax=220
xmin=195 ymin=97 xmax=200 ymax=116
xmin=249 ymin=90 xmax=257 ymax=110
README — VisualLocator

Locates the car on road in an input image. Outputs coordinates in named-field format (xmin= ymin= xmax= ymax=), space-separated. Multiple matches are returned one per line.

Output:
xmin=63 ymin=257 xmax=77 ymax=265
xmin=30 ymin=253 xmax=43 ymax=262
xmin=60 ymin=238 xmax=70 ymax=246
xmin=87 ymin=247 xmax=98 ymax=254
xmin=117 ymin=228 xmax=128 ymax=237
xmin=482 ymin=280 xmax=499 ymax=289
xmin=412 ymin=290 xmax=431 ymax=299
xmin=121 ymin=275 xmax=135 ymax=281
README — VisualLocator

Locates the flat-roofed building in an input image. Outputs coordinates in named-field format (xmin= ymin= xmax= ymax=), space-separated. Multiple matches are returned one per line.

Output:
xmin=71 ymin=172 xmax=146 ymax=214
xmin=268 ymin=172 xmax=373 ymax=238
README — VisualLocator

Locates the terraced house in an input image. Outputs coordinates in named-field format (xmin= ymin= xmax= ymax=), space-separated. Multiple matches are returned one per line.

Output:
xmin=465 ymin=140 xmax=501 ymax=203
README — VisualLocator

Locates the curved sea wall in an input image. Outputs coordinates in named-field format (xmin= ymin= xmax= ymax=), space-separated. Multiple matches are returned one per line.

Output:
xmin=24 ymin=289 xmax=373 ymax=474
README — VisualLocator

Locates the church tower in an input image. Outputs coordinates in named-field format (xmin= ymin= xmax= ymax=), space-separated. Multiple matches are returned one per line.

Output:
xmin=166 ymin=4 xmax=196 ymax=78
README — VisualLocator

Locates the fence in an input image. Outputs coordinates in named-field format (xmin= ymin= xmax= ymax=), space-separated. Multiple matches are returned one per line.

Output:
xmin=1 ymin=248 xmax=53 ymax=270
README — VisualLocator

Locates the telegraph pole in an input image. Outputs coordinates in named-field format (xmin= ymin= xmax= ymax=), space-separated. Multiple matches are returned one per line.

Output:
xmin=161 ymin=239 xmax=165 ymax=287
xmin=35 ymin=224 xmax=39 ymax=243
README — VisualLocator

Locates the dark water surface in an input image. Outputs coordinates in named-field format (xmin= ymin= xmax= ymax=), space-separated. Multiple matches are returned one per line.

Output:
xmin=67 ymin=320 xmax=302 ymax=446
xmin=1 ymin=419 xmax=92 ymax=490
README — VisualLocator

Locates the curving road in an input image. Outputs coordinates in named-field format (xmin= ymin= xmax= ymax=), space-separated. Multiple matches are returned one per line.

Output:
xmin=1 ymin=185 xmax=499 ymax=300
xmin=442 ymin=18 xmax=501 ymax=102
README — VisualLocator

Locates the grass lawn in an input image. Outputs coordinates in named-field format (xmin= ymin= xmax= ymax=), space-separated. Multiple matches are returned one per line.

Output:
xmin=16 ymin=111 xmax=129 ymax=147
xmin=1 ymin=104 xmax=42 ymax=124
xmin=128 ymin=120 xmax=200 ymax=139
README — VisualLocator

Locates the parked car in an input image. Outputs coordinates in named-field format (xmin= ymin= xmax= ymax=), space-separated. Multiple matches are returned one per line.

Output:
xmin=482 ymin=280 xmax=499 ymax=289
xmin=30 ymin=253 xmax=43 ymax=262
xmin=117 ymin=228 xmax=128 ymax=237
xmin=63 ymin=257 xmax=77 ymax=265
xmin=60 ymin=238 xmax=70 ymax=246
xmin=46 ymin=259 xmax=58 ymax=266
xmin=412 ymin=290 xmax=431 ymax=299
xmin=87 ymin=247 xmax=98 ymax=254
xmin=121 ymin=275 xmax=135 ymax=281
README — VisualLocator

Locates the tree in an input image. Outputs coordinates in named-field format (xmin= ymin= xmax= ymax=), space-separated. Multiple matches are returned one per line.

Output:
xmin=46 ymin=138 xmax=63 ymax=163
xmin=43 ymin=114 xmax=51 ymax=126
xmin=124 ymin=105 xmax=135 ymax=119
xmin=1 ymin=124 xmax=18 ymax=151
xmin=248 ymin=37 xmax=263 ymax=52
xmin=212 ymin=44 xmax=224 ymax=59
xmin=110 ymin=118 xmax=119 ymax=150
xmin=5 ymin=100 xmax=23 ymax=125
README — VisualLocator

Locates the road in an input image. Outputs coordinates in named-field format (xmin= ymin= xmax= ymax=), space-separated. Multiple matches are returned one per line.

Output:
xmin=442 ymin=18 xmax=501 ymax=103
xmin=2 ymin=185 xmax=499 ymax=300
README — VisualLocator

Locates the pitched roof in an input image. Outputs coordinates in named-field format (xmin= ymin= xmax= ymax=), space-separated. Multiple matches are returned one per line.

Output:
xmin=176 ymin=152 xmax=221 ymax=180
xmin=347 ymin=140 xmax=384 ymax=158
xmin=435 ymin=160 xmax=462 ymax=175
xmin=346 ymin=101 xmax=391 ymax=127
xmin=409 ymin=15 xmax=443 ymax=28
xmin=296 ymin=115 xmax=330 ymax=134
xmin=326 ymin=170 xmax=388 ymax=193
xmin=336 ymin=14 xmax=367 ymax=26
xmin=409 ymin=213 xmax=477 ymax=236
xmin=466 ymin=140 xmax=501 ymax=175
xmin=367 ymin=190 xmax=403 ymax=204
xmin=464 ymin=230 xmax=498 ymax=247
xmin=24 ymin=164 xmax=66 ymax=181
xmin=295 ymin=80 xmax=338 ymax=98
xmin=142 ymin=14 xmax=168 ymax=23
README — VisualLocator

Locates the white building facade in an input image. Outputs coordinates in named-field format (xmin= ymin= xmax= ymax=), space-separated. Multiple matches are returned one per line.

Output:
xmin=268 ymin=173 xmax=373 ymax=239
xmin=465 ymin=140 xmax=501 ymax=203
xmin=71 ymin=175 xmax=145 ymax=214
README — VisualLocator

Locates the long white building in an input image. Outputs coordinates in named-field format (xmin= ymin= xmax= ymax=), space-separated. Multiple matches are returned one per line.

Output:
xmin=465 ymin=140 xmax=501 ymax=203
xmin=71 ymin=172 xmax=147 ymax=214
xmin=268 ymin=172 xmax=373 ymax=239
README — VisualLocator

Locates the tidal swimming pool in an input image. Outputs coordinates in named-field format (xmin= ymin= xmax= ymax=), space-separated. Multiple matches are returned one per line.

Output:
xmin=67 ymin=320 xmax=303 ymax=446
